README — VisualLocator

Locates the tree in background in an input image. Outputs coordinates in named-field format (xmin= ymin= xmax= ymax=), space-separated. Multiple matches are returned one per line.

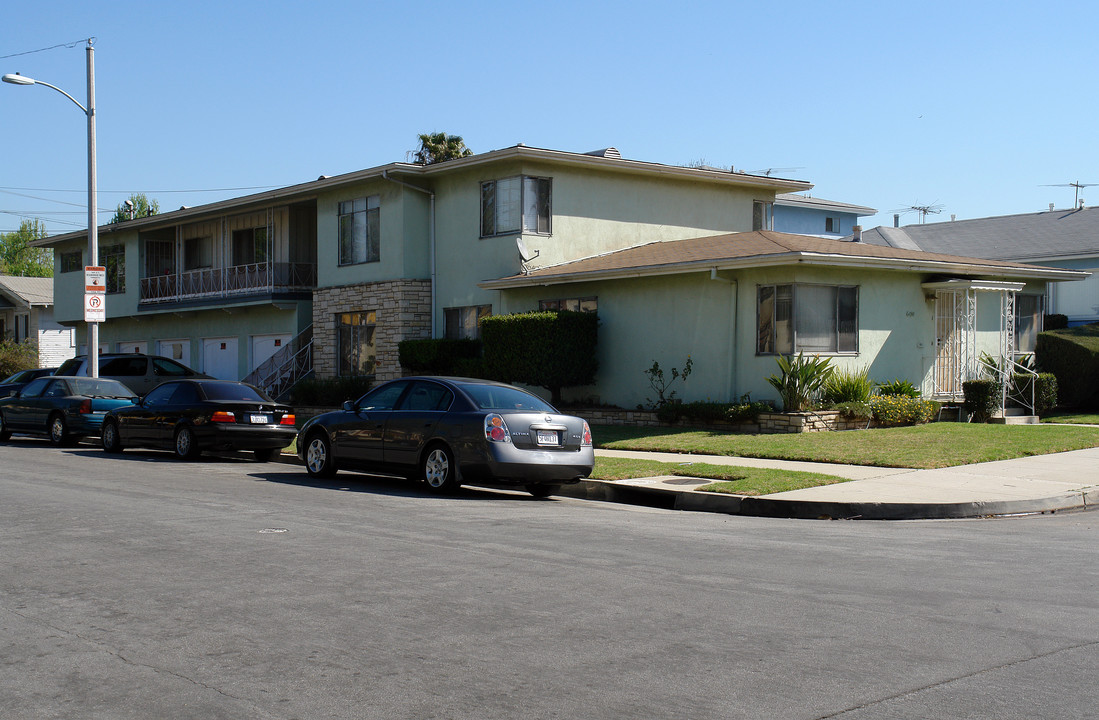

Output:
xmin=410 ymin=132 xmax=473 ymax=165
xmin=109 ymin=193 xmax=159 ymax=224
xmin=0 ymin=219 xmax=52 ymax=278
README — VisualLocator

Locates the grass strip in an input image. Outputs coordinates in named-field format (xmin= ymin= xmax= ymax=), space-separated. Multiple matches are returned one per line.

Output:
xmin=591 ymin=456 xmax=849 ymax=496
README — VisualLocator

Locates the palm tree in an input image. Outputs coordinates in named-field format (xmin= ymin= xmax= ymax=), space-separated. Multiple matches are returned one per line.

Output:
xmin=411 ymin=132 xmax=473 ymax=165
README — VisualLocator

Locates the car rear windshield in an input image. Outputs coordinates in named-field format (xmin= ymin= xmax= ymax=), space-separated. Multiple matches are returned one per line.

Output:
xmin=56 ymin=359 xmax=83 ymax=375
xmin=200 ymin=382 xmax=271 ymax=402
xmin=461 ymin=384 xmax=555 ymax=413
xmin=68 ymin=378 xmax=134 ymax=398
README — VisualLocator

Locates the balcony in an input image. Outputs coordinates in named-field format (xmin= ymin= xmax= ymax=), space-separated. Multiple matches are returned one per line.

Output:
xmin=140 ymin=262 xmax=316 ymax=305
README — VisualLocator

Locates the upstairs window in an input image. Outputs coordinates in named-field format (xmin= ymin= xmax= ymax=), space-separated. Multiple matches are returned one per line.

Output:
xmin=757 ymin=284 xmax=858 ymax=354
xmin=825 ymin=216 xmax=840 ymax=233
xmin=753 ymin=200 xmax=773 ymax=231
xmin=232 ymin=227 xmax=268 ymax=266
xmin=184 ymin=236 xmax=213 ymax=270
xmin=481 ymin=176 xmax=551 ymax=237
xmin=102 ymin=244 xmax=126 ymax=294
xmin=339 ymin=196 xmax=380 ymax=265
xmin=60 ymin=250 xmax=82 ymax=273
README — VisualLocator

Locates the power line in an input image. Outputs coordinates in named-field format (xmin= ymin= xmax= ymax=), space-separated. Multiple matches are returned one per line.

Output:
xmin=0 ymin=37 xmax=95 ymax=60
xmin=0 ymin=184 xmax=284 ymax=194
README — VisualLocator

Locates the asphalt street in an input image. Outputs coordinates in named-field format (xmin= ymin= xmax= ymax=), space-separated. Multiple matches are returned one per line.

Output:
xmin=1 ymin=440 xmax=1096 ymax=719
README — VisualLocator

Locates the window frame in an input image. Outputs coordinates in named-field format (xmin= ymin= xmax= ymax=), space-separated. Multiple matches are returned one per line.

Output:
xmin=756 ymin=283 xmax=859 ymax=355
xmin=101 ymin=244 xmax=126 ymax=294
xmin=538 ymin=296 xmax=598 ymax=313
xmin=752 ymin=200 xmax=774 ymax=231
xmin=337 ymin=311 xmax=377 ymax=377
xmin=60 ymin=250 xmax=82 ymax=273
xmin=444 ymin=304 xmax=491 ymax=340
xmin=338 ymin=196 xmax=380 ymax=266
xmin=1014 ymin=293 xmax=1044 ymax=354
xmin=480 ymin=176 xmax=552 ymax=238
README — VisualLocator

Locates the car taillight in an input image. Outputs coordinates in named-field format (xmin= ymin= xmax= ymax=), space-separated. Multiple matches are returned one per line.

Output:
xmin=581 ymin=420 xmax=592 ymax=447
xmin=78 ymin=399 xmax=92 ymax=414
xmin=211 ymin=411 xmax=235 ymax=423
xmin=484 ymin=414 xmax=511 ymax=443
xmin=280 ymin=414 xmax=296 ymax=426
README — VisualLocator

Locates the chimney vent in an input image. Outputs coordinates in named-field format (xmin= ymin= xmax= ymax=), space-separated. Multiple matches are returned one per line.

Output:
xmin=1049 ymin=203 xmax=1055 ymax=212
xmin=852 ymin=225 xmax=862 ymax=242
xmin=893 ymin=213 xmax=900 ymax=227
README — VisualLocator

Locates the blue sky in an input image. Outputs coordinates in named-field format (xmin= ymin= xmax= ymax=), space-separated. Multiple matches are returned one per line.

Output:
xmin=2 ymin=0 xmax=1097 ymax=236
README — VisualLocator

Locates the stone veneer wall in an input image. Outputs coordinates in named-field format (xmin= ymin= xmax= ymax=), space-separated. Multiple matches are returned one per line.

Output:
xmin=757 ymin=410 xmax=867 ymax=433
xmin=312 ymin=280 xmax=432 ymax=382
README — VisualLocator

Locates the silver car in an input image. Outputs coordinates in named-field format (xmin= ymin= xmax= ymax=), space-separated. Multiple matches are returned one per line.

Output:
xmin=297 ymin=377 xmax=594 ymax=497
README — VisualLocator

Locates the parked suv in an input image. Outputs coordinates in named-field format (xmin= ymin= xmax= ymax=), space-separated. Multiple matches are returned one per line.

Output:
xmin=55 ymin=354 xmax=211 ymax=397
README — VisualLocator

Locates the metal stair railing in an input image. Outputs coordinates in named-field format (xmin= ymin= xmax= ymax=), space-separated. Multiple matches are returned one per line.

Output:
xmin=243 ymin=326 xmax=313 ymax=400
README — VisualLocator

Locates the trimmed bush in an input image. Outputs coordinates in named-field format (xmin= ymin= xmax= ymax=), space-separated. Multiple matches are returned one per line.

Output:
xmin=398 ymin=338 xmax=482 ymax=376
xmin=655 ymin=398 xmax=773 ymax=425
xmin=289 ymin=376 xmax=374 ymax=407
xmin=1034 ymin=324 xmax=1099 ymax=408
xmin=481 ymin=310 xmax=598 ymax=404
xmin=832 ymin=401 xmax=873 ymax=419
xmin=869 ymin=395 xmax=937 ymax=426
xmin=963 ymin=379 xmax=1000 ymax=422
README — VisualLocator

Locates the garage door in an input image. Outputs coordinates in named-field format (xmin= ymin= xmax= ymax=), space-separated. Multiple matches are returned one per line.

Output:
xmin=203 ymin=337 xmax=239 ymax=380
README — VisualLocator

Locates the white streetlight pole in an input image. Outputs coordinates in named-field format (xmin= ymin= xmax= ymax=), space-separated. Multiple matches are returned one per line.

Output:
xmin=3 ymin=39 xmax=99 ymax=377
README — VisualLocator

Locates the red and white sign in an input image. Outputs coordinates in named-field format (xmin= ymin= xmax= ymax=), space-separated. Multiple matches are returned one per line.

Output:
xmin=85 ymin=266 xmax=106 ymax=293
xmin=84 ymin=292 xmax=106 ymax=322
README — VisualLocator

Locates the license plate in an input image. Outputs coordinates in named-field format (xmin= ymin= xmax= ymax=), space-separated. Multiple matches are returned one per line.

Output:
xmin=249 ymin=414 xmax=270 ymax=424
xmin=536 ymin=430 xmax=559 ymax=446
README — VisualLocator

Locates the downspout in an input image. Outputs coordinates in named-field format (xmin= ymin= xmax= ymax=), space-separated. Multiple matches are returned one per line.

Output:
xmin=710 ymin=269 xmax=737 ymax=401
xmin=382 ymin=170 xmax=436 ymax=337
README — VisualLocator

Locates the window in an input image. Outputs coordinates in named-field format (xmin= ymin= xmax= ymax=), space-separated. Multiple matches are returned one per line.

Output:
xmin=480 ymin=176 xmax=551 ymax=237
xmin=539 ymin=297 xmax=598 ymax=313
xmin=144 ymin=240 xmax=174 ymax=277
xmin=184 ymin=236 xmax=213 ymax=270
xmin=444 ymin=305 xmax=491 ymax=340
xmin=338 ymin=196 xmax=380 ymax=265
xmin=752 ymin=201 xmax=773 ymax=231
xmin=1015 ymin=294 xmax=1043 ymax=353
xmin=142 ymin=383 xmax=178 ymax=407
xmin=757 ymin=284 xmax=858 ymax=354
xmin=338 ymin=311 xmax=376 ymax=377
xmin=357 ymin=380 xmax=408 ymax=411
xmin=825 ymin=217 xmax=840 ymax=233
xmin=232 ymin=227 xmax=268 ymax=266
xmin=102 ymin=245 xmax=125 ymax=293
xmin=397 ymin=380 xmax=453 ymax=412
xmin=60 ymin=250 xmax=82 ymax=273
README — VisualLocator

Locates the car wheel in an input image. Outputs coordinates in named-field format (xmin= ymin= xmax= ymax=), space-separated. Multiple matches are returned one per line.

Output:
xmin=174 ymin=426 xmax=201 ymax=460
xmin=49 ymin=413 xmax=71 ymax=447
xmin=253 ymin=448 xmax=277 ymax=462
xmin=422 ymin=444 xmax=459 ymax=492
xmin=101 ymin=420 xmax=123 ymax=453
xmin=526 ymin=484 xmax=560 ymax=499
xmin=0 ymin=412 xmax=10 ymax=442
xmin=304 ymin=433 xmax=336 ymax=478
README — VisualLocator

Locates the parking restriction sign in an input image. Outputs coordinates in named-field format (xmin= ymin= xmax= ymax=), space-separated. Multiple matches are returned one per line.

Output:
xmin=85 ymin=292 xmax=106 ymax=322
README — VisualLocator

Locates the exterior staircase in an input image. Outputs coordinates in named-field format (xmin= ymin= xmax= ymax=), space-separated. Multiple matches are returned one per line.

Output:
xmin=242 ymin=326 xmax=313 ymax=401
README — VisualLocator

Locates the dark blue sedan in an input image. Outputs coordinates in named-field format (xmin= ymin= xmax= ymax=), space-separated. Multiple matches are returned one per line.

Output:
xmin=0 ymin=376 xmax=137 ymax=446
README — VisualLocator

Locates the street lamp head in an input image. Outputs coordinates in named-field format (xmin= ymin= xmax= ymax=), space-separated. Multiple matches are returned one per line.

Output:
xmin=2 ymin=73 xmax=36 ymax=86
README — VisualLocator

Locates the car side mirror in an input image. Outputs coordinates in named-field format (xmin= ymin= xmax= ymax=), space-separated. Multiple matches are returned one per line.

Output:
xmin=131 ymin=397 xmax=140 ymax=404
xmin=342 ymin=400 xmax=357 ymax=412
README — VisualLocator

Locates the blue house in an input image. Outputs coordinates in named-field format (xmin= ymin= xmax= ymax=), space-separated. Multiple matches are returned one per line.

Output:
xmin=772 ymin=193 xmax=876 ymax=238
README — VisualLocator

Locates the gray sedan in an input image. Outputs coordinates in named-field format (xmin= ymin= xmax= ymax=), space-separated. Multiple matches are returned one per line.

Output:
xmin=297 ymin=377 xmax=594 ymax=497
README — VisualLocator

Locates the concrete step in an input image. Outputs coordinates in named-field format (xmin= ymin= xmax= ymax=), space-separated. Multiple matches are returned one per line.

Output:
xmin=990 ymin=414 xmax=1039 ymax=425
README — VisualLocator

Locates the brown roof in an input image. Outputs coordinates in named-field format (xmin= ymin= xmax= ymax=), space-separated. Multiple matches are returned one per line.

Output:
xmin=480 ymin=231 xmax=1086 ymax=289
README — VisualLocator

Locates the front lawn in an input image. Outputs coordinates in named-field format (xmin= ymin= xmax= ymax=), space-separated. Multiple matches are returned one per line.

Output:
xmin=592 ymin=422 xmax=1099 ymax=469
xmin=1041 ymin=411 xmax=1099 ymax=425
xmin=591 ymin=456 xmax=848 ymax=496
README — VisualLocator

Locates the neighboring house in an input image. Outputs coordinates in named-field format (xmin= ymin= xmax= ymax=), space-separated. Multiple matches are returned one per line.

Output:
xmin=0 ymin=275 xmax=76 ymax=366
xmin=855 ymin=206 xmax=1099 ymax=329
xmin=29 ymin=144 xmax=1086 ymax=408
xmin=772 ymin=193 xmax=876 ymax=238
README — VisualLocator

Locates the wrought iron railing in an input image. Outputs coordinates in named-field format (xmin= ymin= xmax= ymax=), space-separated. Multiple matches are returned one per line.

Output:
xmin=241 ymin=326 xmax=314 ymax=401
xmin=139 ymin=262 xmax=316 ymax=304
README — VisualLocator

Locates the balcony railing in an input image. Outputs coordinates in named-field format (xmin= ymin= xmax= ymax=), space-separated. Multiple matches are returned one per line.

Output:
xmin=140 ymin=262 xmax=316 ymax=304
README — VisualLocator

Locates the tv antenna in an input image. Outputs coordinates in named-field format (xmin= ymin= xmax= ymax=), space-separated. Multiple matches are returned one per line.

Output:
xmin=1041 ymin=181 xmax=1097 ymax=208
xmin=894 ymin=201 xmax=944 ymax=224
xmin=516 ymin=237 xmax=540 ymax=274
xmin=748 ymin=166 xmax=805 ymax=177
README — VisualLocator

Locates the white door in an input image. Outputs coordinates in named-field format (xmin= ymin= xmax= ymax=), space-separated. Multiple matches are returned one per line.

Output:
xmin=250 ymin=334 xmax=292 ymax=373
xmin=203 ymin=337 xmax=239 ymax=380
xmin=157 ymin=339 xmax=192 ymax=368
xmin=118 ymin=341 xmax=148 ymax=355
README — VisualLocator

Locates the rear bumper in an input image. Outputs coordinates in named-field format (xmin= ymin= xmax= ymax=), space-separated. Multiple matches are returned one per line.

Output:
xmin=199 ymin=424 xmax=298 ymax=451
xmin=461 ymin=443 xmax=595 ymax=485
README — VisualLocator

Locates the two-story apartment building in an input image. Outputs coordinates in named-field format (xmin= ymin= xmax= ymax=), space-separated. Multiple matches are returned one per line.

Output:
xmin=34 ymin=145 xmax=1085 ymax=408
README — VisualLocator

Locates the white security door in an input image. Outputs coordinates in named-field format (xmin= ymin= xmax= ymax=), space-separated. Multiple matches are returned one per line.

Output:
xmin=118 ymin=341 xmax=148 ymax=355
xmin=157 ymin=339 xmax=192 ymax=368
xmin=203 ymin=337 xmax=239 ymax=380
xmin=250 ymin=334 xmax=292 ymax=373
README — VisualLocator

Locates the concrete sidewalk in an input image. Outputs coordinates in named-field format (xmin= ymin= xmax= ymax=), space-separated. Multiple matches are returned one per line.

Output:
xmin=571 ymin=448 xmax=1099 ymax=520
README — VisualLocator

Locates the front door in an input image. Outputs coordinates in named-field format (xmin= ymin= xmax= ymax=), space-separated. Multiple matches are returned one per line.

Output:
xmin=934 ymin=291 xmax=963 ymax=397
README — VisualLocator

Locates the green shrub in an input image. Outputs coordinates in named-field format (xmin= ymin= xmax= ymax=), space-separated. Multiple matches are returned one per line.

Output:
xmin=398 ymin=338 xmax=482 ymax=375
xmin=963 ymin=379 xmax=1000 ymax=422
xmin=766 ymin=353 xmax=834 ymax=412
xmin=869 ymin=395 xmax=936 ymax=426
xmin=1010 ymin=372 xmax=1058 ymax=416
xmin=832 ymin=401 xmax=873 ymax=419
xmin=822 ymin=366 xmax=873 ymax=404
xmin=876 ymin=378 xmax=921 ymax=398
xmin=1035 ymin=324 xmax=1099 ymax=408
xmin=0 ymin=340 xmax=38 ymax=379
xmin=655 ymin=397 xmax=773 ymax=425
xmin=1043 ymin=314 xmax=1068 ymax=331
xmin=289 ymin=376 xmax=374 ymax=407
xmin=481 ymin=310 xmax=598 ymax=404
